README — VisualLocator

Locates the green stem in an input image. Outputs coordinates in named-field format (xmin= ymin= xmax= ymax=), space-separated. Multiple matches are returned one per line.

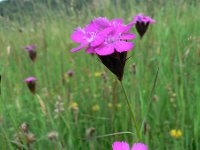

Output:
xmin=140 ymin=67 xmax=159 ymax=133
xmin=120 ymin=81 xmax=141 ymax=141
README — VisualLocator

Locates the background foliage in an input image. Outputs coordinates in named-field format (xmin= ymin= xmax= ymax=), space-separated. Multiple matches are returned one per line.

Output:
xmin=0 ymin=0 xmax=200 ymax=149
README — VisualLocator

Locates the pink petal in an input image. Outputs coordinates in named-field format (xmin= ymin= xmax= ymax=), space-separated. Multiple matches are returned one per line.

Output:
xmin=131 ymin=143 xmax=148 ymax=150
xmin=128 ymin=20 xmax=136 ymax=26
xmin=120 ymin=33 xmax=136 ymax=40
xmin=70 ymin=43 xmax=88 ymax=52
xmin=99 ymin=26 xmax=114 ymax=35
xmin=93 ymin=17 xmax=111 ymax=29
xmin=145 ymin=17 xmax=156 ymax=23
xmin=114 ymin=41 xmax=134 ymax=53
xmin=24 ymin=77 xmax=37 ymax=82
xmin=133 ymin=14 xmax=156 ymax=24
xmin=122 ymin=25 xmax=132 ymax=32
xmin=91 ymin=27 xmax=113 ymax=47
xmin=70 ymin=27 xmax=85 ymax=43
xmin=112 ymin=141 xmax=130 ymax=150
xmin=91 ymin=36 xmax=105 ymax=47
xmin=85 ymin=21 xmax=98 ymax=32
xmin=95 ymin=44 xmax=114 ymax=56
xmin=114 ymin=25 xmax=125 ymax=33
xmin=114 ymin=25 xmax=132 ymax=35
xmin=85 ymin=47 xmax=95 ymax=54
xmin=111 ymin=18 xmax=123 ymax=25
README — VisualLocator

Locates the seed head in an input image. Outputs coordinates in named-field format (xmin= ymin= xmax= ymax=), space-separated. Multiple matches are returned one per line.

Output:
xmin=48 ymin=131 xmax=59 ymax=141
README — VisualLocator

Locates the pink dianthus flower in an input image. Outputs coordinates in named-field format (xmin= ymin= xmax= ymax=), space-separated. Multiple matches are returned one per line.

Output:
xmin=112 ymin=141 xmax=148 ymax=150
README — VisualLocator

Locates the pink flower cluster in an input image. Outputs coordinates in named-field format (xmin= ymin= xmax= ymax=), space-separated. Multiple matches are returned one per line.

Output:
xmin=70 ymin=17 xmax=136 ymax=56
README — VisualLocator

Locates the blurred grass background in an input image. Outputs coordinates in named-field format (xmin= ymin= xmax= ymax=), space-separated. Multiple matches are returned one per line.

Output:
xmin=0 ymin=0 xmax=200 ymax=149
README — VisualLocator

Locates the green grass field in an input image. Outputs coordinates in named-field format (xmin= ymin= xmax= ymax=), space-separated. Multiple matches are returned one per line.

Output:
xmin=0 ymin=0 xmax=200 ymax=149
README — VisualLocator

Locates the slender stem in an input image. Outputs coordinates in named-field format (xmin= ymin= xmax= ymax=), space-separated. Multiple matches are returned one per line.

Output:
xmin=120 ymin=81 xmax=141 ymax=141
xmin=140 ymin=67 xmax=159 ymax=132
xmin=93 ymin=131 xmax=134 ymax=139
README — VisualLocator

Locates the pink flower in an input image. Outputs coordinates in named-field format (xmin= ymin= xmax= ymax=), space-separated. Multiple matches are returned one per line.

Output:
xmin=24 ymin=45 xmax=36 ymax=52
xmin=24 ymin=77 xmax=37 ymax=83
xmin=70 ymin=17 xmax=136 ymax=55
xmin=24 ymin=77 xmax=37 ymax=94
xmin=132 ymin=143 xmax=148 ymax=150
xmin=70 ymin=17 xmax=136 ymax=81
xmin=131 ymin=14 xmax=155 ymax=38
xmin=112 ymin=141 xmax=148 ymax=150
xmin=91 ymin=25 xmax=135 ymax=56
xmin=24 ymin=44 xmax=37 ymax=61
xmin=112 ymin=141 xmax=130 ymax=150
xmin=67 ymin=70 xmax=74 ymax=77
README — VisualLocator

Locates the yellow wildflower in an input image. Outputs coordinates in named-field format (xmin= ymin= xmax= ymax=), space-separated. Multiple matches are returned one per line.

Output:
xmin=70 ymin=102 xmax=78 ymax=109
xmin=92 ymin=104 xmax=100 ymax=112
xmin=94 ymin=72 xmax=102 ymax=77
xmin=108 ymin=103 xmax=113 ymax=108
xmin=117 ymin=103 xmax=122 ymax=108
xmin=170 ymin=129 xmax=182 ymax=138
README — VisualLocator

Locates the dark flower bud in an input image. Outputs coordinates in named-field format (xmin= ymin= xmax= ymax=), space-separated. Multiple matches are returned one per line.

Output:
xmin=67 ymin=70 xmax=74 ymax=77
xmin=98 ymin=51 xmax=127 ymax=81
xmin=132 ymin=14 xmax=155 ymax=38
xmin=24 ymin=45 xmax=37 ymax=61
xmin=24 ymin=77 xmax=37 ymax=94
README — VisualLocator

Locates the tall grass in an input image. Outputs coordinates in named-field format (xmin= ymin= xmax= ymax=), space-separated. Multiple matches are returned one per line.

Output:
xmin=0 ymin=0 xmax=200 ymax=149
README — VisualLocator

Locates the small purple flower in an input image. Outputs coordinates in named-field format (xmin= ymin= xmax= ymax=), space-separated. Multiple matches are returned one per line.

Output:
xmin=24 ymin=45 xmax=37 ymax=61
xmin=24 ymin=45 xmax=36 ymax=52
xmin=67 ymin=70 xmax=74 ymax=77
xmin=24 ymin=77 xmax=37 ymax=94
xmin=131 ymin=14 xmax=155 ymax=38
xmin=112 ymin=141 xmax=148 ymax=150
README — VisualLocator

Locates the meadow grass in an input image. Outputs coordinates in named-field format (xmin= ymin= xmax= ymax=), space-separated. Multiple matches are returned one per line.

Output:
xmin=0 ymin=0 xmax=200 ymax=149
